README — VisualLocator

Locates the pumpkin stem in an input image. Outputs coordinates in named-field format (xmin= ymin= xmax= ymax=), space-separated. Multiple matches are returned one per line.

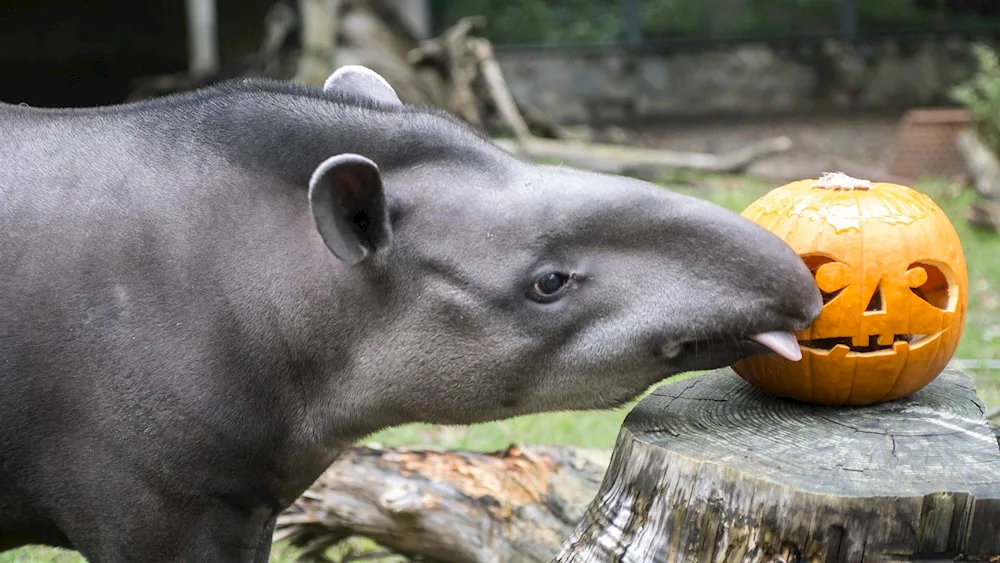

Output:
xmin=812 ymin=172 xmax=872 ymax=191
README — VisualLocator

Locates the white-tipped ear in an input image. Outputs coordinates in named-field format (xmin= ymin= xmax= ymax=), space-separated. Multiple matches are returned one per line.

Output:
xmin=322 ymin=65 xmax=402 ymax=107
xmin=308 ymin=153 xmax=393 ymax=265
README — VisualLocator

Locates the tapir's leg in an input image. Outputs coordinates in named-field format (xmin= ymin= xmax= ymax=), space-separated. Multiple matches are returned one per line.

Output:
xmin=180 ymin=505 xmax=277 ymax=563
xmin=253 ymin=517 xmax=277 ymax=563
xmin=72 ymin=498 xmax=277 ymax=563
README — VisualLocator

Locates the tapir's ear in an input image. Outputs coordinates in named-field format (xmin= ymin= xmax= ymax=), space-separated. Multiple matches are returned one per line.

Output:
xmin=308 ymin=154 xmax=392 ymax=265
xmin=322 ymin=65 xmax=402 ymax=107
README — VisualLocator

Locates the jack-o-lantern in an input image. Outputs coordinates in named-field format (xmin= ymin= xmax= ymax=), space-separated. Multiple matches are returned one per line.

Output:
xmin=731 ymin=172 xmax=968 ymax=406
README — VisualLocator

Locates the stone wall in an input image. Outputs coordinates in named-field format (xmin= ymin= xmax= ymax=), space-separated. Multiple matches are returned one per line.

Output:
xmin=496 ymin=35 xmax=996 ymax=125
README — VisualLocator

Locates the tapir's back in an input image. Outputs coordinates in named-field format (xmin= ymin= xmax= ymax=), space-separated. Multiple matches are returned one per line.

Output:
xmin=0 ymin=104 xmax=149 ymax=252
xmin=0 ymin=104 xmax=167 ymax=330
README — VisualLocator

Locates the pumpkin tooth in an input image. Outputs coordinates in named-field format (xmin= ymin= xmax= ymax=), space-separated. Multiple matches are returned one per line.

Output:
xmin=829 ymin=344 xmax=851 ymax=359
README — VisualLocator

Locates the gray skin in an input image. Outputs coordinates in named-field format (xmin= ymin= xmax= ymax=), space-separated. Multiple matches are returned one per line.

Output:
xmin=0 ymin=66 xmax=822 ymax=562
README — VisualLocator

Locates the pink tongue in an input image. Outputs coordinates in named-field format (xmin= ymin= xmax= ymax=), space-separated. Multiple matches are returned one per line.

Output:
xmin=749 ymin=331 xmax=802 ymax=362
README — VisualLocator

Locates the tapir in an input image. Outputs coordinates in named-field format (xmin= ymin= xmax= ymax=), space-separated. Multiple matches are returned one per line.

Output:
xmin=0 ymin=66 xmax=822 ymax=561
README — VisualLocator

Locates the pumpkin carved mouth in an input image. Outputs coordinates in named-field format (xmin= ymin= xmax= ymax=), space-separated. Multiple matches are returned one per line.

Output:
xmin=798 ymin=331 xmax=942 ymax=354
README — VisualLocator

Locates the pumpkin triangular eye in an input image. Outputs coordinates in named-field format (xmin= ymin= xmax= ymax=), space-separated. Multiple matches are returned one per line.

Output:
xmin=801 ymin=254 xmax=849 ymax=306
xmin=822 ymin=287 xmax=845 ymax=305
xmin=865 ymin=281 xmax=884 ymax=313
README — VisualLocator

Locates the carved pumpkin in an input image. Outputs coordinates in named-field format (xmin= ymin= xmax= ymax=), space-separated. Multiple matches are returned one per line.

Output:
xmin=731 ymin=172 xmax=968 ymax=406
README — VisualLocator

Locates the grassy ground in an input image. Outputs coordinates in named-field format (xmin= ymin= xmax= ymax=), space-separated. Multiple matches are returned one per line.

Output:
xmin=5 ymin=172 xmax=998 ymax=563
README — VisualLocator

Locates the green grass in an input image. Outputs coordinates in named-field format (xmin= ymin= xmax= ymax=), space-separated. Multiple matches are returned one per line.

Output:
xmin=5 ymin=172 xmax=999 ymax=563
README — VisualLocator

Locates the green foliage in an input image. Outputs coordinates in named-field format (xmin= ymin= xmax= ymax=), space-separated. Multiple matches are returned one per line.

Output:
xmin=951 ymin=43 xmax=1000 ymax=157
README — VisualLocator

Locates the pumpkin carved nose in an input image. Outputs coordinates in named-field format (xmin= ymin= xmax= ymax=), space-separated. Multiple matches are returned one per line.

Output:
xmin=864 ymin=282 xmax=884 ymax=313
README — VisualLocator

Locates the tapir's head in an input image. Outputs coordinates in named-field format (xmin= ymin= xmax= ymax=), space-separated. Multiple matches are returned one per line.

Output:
xmin=305 ymin=67 xmax=822 ymax=426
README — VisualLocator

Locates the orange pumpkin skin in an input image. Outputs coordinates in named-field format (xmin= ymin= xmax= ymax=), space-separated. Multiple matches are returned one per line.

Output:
xmin=731 ymin=173 xmax=968 ymax=406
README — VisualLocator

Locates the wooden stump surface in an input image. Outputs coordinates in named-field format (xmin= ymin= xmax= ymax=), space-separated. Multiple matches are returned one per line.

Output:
xmin=555 ymin=367 xmax=1000 ymax=562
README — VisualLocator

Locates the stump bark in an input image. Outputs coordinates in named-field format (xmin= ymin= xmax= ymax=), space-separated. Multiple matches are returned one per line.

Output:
xmin=555 ymin=367 xmax=1000 ymax=562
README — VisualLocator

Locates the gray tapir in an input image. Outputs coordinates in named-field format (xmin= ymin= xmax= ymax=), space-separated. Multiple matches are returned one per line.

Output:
xmin=0 ymin=66 xmax=821 ymax=561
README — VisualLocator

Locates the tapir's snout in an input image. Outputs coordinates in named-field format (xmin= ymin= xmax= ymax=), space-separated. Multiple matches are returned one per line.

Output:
xmin=650 ymin=192 xmax=823 ymax=369
xmin=742 ymin=220 xmax=824 ymax=327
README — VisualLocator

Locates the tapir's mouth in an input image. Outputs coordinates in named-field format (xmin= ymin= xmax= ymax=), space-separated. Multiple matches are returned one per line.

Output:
xmin=663 ymin=330 xmax=804 ymax=372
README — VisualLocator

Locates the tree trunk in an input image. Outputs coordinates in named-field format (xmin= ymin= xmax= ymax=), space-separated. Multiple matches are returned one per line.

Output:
xmin=554 ymin=367 xmax=1000 ymax=562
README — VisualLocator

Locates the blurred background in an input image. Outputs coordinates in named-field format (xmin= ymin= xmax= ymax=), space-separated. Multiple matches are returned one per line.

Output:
xmin=2 ymin=1 xmax=999 ymax=561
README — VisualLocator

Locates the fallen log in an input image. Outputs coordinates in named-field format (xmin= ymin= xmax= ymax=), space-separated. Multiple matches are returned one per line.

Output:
xmin=493 ymin=135 xmax=794 ymax=176
xmin=275 ymin=444 xmax=610 ymax=562
xmin=554 ymin=368 xmax=1000 ymax=562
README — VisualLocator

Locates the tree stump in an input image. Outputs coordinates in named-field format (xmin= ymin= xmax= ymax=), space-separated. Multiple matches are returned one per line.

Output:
xmin=554 ymin=367 xmax=1000 ymax=562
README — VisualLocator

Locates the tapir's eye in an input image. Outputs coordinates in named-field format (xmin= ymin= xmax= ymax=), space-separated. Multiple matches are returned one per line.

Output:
xmin=535 ymin=273 xmax=569 ymax=295
xmin=529 ymin=272 xmax=572 ymax=302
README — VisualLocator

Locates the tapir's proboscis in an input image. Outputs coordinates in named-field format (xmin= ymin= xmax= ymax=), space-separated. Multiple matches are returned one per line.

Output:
xmin=0 ymin=66 xmax=822 ymax=561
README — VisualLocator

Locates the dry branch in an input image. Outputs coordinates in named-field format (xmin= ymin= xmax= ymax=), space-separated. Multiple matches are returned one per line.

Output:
xmin=470 ymin=38 xmax=531 ymax=141
xmin=493 ymin=135 xmax=794 ymax=175
xmin=408 ymin=16 xmax=487 ymax=128
xmin=275 ymin=445 xmax=609 ymax=562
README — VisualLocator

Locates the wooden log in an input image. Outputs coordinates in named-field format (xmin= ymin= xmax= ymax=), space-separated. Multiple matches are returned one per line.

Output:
xmin=554 ymin=367 xmax=1000 ymax=562
xmin=275 ymin=444 xmax=610 ymax=562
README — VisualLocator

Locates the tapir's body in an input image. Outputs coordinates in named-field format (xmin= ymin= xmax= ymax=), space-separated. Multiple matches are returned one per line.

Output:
xmin=0 ymin=68 xmax=821 ymax=561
